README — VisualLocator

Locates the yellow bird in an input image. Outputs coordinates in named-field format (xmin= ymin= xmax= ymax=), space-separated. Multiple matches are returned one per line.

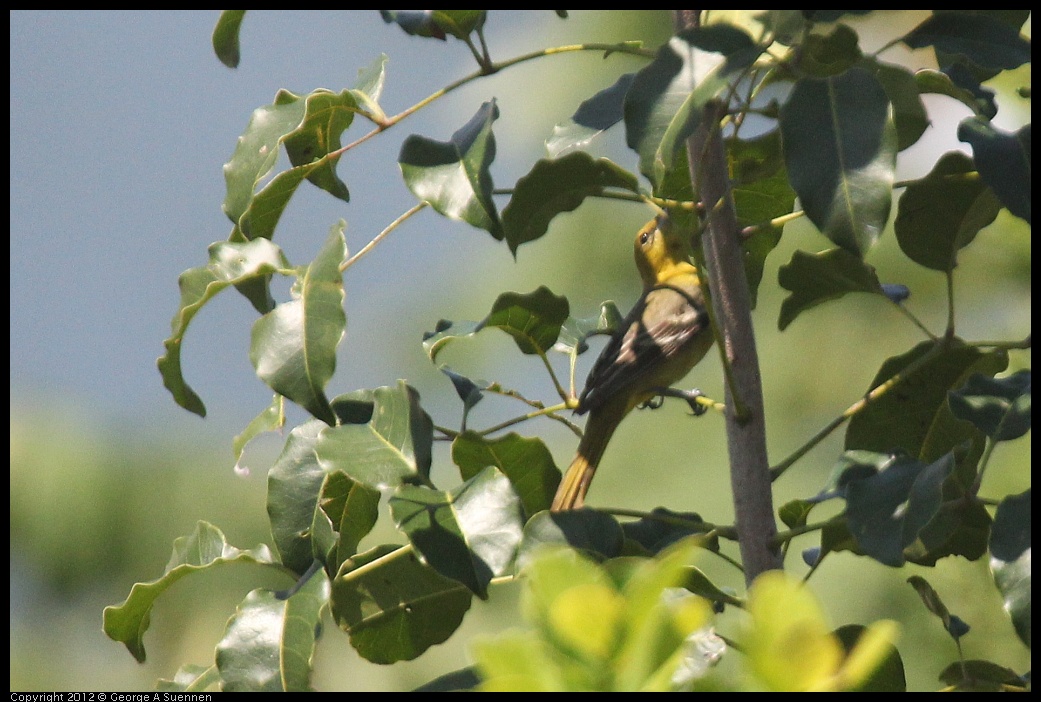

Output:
xmin=551 ymin=214 xmax=713 ymax=511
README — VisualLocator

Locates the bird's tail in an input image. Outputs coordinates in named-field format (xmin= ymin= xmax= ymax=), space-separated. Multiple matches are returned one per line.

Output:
xmin=551 ymin=405 xmax=624 ymax=511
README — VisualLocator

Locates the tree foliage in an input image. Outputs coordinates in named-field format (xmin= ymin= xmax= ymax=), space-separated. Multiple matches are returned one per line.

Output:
xmin=107 ymin=10 xmax=1030 ymax=692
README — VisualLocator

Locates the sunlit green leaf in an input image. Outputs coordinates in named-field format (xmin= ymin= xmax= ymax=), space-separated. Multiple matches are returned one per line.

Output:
xmin=103 ymin=522 xmax=285 ymax=663
xmin=452 ymin=431 xmax=560 ymax=516
xmin=250 ymin=223 xmax=346 ymax=425
xmin=316 ymin=382 xmax=434 ymax=489
xmin=399 ymin=101 xmax=503 ymax=238
xmin=478 ymin=287 xmax=570 ymax=356
xmin=216 ymin=572 xmax=329 ymax=692
xmin=232 ymin=394 xmax=285 ymax=471
xmin=158 ymin=238 xmax=292 ymax=417
xmin=391 ymin=466 xmax=525 ymax=597
xmin=547 ymin=73 xmax=634 ymax=157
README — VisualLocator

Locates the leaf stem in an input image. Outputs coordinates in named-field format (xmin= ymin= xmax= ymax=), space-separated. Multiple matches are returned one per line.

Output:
xmin=340 ymin=201 xmax=429 ymax=272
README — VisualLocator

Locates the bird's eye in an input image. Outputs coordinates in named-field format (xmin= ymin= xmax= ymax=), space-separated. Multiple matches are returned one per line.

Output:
xmin=640 ymin=230 xmax=652 ymax=246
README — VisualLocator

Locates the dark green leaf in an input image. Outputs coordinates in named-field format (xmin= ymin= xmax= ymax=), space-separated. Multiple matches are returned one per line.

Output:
xmin=915 ymin=68 xmax=996 ymax=120
xmin=902 ymin=13 xmax=1031 ymax=71
xmin=990 ymin=489 xmax=1031 ymax=648
xmin=318 ymin=470 xmax=381 ymax=574
xmin=620 ymin=508 xmax=718 ymax=555
xmin=834 ymin=624 xmax=907 ymax=692
xmin=158 ymin=238 xmax=292 ymax=417
xmin=547 ymin=73 xmax=634 ymax=157
xmin=282 ymin=90 xmax=359 ymax=203
xmin=792 ymin=23 xmax=863 ymax=77
xmin=502 ymin=153 xmax=639 ymax=254
xmin=216 ymin=573 xmax=329 ymax=692
xmin=871 ymin=61 xmax=929 ymax=151
xmin=948 ymin=370 xmax=1031 ymax=441
xmin=938 ymin=660 xmax=1028 ymax=691
xmin=780 ymin=67 xmax=897 ymax=256
xmin=316 ymin=381 xmax=434 ymax=490
xmin=958 ymin=119 xmax=1031 ymax=224
xmin=452 ymin=431 xmax=560 ymax=516
xmin=516 ymin=509 xmax=625 ymax=570
xmin=379 ymin=10 xmax=447 ymax=40
xmin=399 ymin=101 xmax=503 ymax=238
xmin=894 ymin=151 xmax=1002 ymax=271
xmin=250 ymin=223 xmax=346 ymax=425
xmin=212 ymin=10 xmax=246 ymax=68
xmin=391 ymin=466 xmax=525 ymax=597
xmin=267 ymin=420 xmax=328 ymax=575
xmin=779 ymin=499 xmax=818 ymax=530
xmin=103 ymin=522 xmax=284 ymax=663
xmin=845 ymin=340 xmax=1008 ymax=458
xmin=330 ymin=544 xmax=472 ymax=664
xmin=906 ymin=575 xmax=968 ymax=639
xmin=625 ymin=25 xmax=762 ymax=187
xmin=730 ymin=133 xmax=796 ymax=306
xmin=777 ymin=248 xmax=884 ymax=330
xmin=414 ymin=667 xmax=482 ymax=692
xmin=478 ymin=287 xmax=570 ymax=356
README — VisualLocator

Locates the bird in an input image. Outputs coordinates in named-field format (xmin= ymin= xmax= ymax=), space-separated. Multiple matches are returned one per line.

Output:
xmin=550 ymin=214 xmax=713 ymax=511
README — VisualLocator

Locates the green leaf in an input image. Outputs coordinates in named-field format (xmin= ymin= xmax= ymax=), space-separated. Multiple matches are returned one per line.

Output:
xmin=625 ymin=25 xmax=762 ymax=188
xmin=212 ymin=10 xmax=246 ymax=68
xmin=845 ymin=340 xmax=1008 ymax=458
xmin=894 ymin=151 xmax=1002 ymax=271
xmin=478 ymin=287 xmax=570 ymax=356
xmin=914 ymin=68 xmax=996 ymax=119
xmin=501 ymin=153 xmax=640 ymax=254
xmin=414 ymin=667 xmax=483 ymax=692
xmin=989 ymin=489 xmax=1031 ymax=648
xmin=330 ymin=544 xmax=472 ymax=664
xmin=232 ymin=394 xmax=285 ymax=471
xmin=317 ymin=470 xmax=381 ymax=574
xmin=556 ymin=302 xmax=625 ymax=356
xmin=215 ymin=572 xmax=329 ymax=692
xmin=379 ymin=10 xmax=486 ymax=42
xmin=938 ymin=659 xmax=1028 ymax=692
xmin=791 ymin=23 xmax=863 ymax=78
xmin=906 ymin=575 xmax=968 ymax=639
xmin=350 ymin=54 xmax=389 ymax=123
xmin=452 ymin=431 xmax=561 ymax=516
xmin=834 ymin=624 xmax=907 ymax=692
xmin=777 ymin=248 xmax=884 ymax=330
xmin=315 ymin=381 xmax=434 ymax=490
xmin=222 ymin=89 xmax=309 ymax=231
xmin=155 ymin=664 xmax=222 ymax=692
xmin=901 ymin=13 xmax=1031 ymax=72
xmin=870 ymin=61 xmax=929 ymax=151
xmin=948 ymin=370 xmax=1031 ymax=441
xmin=158 ymin=238 xmax=292 ymax=417
xmin=266 ymin=420 xmax=329 ymax=575
xmin=620 ymin=508 xmax=718 ymax=555
xmin=399 ymin=100 xmax=503 ymax=239
xmin=957 ymin=119 xmax=1031 ymax=224
xmin=729 ymin=133 xmax=796 ymax=307
xmin=780 ymin=67 xmax=897 ymax=256
xmin=103 ymin=522 xmax=284 ymax=663
xmin=281 ymin=90 xmax=359 ymax=203
xmin=391 ymin=466 xmax=526 ymax=598
xmin=547 ymin=73 xmax=634 ymax=157
xmin=839 ymin=451 xmax=990 ymax=567
xmin=516 ymin=510 xmax=625 ymax=571
xmin=250 ymin=223 xmax=346 ymax=425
